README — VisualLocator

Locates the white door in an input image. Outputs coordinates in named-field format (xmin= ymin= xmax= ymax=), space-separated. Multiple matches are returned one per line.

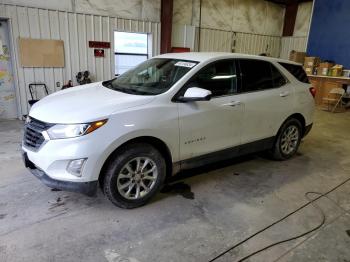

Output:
xmin=177 ymin=60 xmax=243 ymax=161
xmin=0 ymin=20 xmax=17 ymax=119
xmin=238 ymin=59 xmax=294 ymax=144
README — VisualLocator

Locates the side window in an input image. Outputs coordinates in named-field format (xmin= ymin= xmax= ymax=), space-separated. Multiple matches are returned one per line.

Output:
xmin=239 ymin=59 xmax=273 ymax=92
xmin=278 ymin=62 xmax=310 ymax=84
xmin=185 ymin=60 xmax=237 ymax=97
xmin=271 ymin=64 xmax=288 ymax=88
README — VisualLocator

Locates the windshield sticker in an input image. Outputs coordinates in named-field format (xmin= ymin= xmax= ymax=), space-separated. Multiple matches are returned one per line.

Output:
xmin=175 ymin=61 xmax=196 ymax=68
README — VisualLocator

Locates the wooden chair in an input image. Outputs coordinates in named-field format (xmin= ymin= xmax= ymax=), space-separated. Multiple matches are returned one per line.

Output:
xmin=322 ymin=87 xmax=345 ymax=112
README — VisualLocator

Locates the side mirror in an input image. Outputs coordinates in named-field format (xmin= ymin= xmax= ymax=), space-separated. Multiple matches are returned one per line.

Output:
xmin=177 ymin=87 xmax=212 ymax=102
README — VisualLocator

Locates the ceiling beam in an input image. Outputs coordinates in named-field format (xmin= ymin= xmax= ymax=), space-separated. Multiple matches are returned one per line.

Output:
xmin=282 ymin=0 xmax=299 ymax=36
xmin=160 ymin=0 xmax=173 ymax=54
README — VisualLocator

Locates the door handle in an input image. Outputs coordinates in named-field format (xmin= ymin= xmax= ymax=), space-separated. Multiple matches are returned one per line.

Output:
xmin=223 ymin=101 xmax=241 ymax=107
xmin=280 ymin=91 xmax=290 ymax=97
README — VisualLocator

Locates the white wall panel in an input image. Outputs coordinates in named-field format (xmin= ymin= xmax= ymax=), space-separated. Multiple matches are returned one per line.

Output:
xmin=199 ymin=28 xmax=232 ymax=52
xmin=0 ymin=3 xmax=160 ymax=117
xmin=172 ymin=24 xmax=196 ymax=50
xmin=280 ymin=36 xmax=307 ymax=60
xmin=2 ymin=0 xmax=161 ymax=22
xmin=235 ymin=32 xmax=281 ymax=57
xmin=198 ymin=28 xmax=281 ymax=58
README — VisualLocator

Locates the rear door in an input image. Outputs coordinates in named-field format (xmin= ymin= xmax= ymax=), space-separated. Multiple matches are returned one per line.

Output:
xmin=238 ymin=59 xmax=294 ymax=145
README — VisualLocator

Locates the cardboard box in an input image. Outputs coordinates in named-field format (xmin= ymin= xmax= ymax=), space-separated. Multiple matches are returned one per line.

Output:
xmin=317 ymin=62 xmax=335 ymax=76
xmin=289 ymin=50 xmax=306 ymax=64
xmin=304 ymin=67 xmax=314 ymax=75
xmin=304 ymin=57 xmax=321 ymax=68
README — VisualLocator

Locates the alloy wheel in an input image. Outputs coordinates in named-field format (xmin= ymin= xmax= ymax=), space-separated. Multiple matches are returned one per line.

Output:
xmin=117 ymin=157 xmax=158 ymax=200
xmin=280 ymin=125 xmax=300 ymax=155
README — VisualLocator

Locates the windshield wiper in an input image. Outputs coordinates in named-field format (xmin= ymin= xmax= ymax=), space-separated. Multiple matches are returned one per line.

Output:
xmin=124 ymin=88 xmax=153 ymax=95
xmin=104 ymin=81 xmax=154 ymax=95
xmin=102 ymin=80 xmax=113 ymax=88
xmin=112 ymin=86 xmax=145 ymax=95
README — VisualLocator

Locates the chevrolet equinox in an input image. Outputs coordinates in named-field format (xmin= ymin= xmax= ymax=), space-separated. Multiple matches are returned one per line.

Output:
xmin=22 ymin=52 xmax=315 ymax=208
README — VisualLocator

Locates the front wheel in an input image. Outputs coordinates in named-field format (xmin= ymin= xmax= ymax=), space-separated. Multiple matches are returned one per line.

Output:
xmin=103 ymin=143 xmax=166 ymax=208
xmin=270 ymin=118 xmax=302 ymax=160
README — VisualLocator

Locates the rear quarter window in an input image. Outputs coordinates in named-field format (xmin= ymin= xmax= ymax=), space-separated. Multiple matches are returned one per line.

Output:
xmin=278 ymin=62 xmax=310 ymax=84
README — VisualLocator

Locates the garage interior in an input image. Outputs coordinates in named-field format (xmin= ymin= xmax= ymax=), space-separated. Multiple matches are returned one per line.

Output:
xmin=1 ymin=0 xmax=350 ymax=261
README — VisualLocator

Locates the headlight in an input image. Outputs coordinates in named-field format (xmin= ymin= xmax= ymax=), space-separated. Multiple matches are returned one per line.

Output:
xmin=47 ymin=119 xmax=107 ymax=139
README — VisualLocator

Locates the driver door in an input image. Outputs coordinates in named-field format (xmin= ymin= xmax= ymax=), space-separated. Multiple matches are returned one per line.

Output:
xmin=177 ymin=59 xmax=244 ymax=163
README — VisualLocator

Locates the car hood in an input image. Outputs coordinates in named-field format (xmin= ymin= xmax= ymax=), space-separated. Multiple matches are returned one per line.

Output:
xmin=29 ymin=82 xmax=155 ymax=123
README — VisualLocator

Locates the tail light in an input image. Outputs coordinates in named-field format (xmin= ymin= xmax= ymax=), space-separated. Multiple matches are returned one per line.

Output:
xmin=309 ymin=87 xmax=316 ymax=98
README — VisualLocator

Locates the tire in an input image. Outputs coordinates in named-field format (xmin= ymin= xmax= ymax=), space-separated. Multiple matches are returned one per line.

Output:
xmin=103 ymin=143 xmax=166 ymax=208
xmin=270 ymin=118 xmax=302 ymax=161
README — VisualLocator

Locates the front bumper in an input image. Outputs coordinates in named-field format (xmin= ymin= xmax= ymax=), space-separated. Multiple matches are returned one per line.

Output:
xmin=23 ymin=152 xmax=97 ymax=196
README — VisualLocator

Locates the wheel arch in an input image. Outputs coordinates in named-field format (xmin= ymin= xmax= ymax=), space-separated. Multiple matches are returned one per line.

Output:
xmin=277 ymin=113 xmax=306 ymax=137
xmin=98 ymin=136 xmax=173 ymax=189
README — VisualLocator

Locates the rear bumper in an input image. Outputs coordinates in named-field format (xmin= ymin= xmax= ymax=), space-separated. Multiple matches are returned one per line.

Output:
xmin=303 ymin=123 xmax=313 ymax=137
xmin=23 ymin=152 xmax=97 ymax=196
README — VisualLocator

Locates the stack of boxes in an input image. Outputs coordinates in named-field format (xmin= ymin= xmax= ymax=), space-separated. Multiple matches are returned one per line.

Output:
xmin=289 ymin=50 xmax=306 ymax=64
xmin=304 ymin=57 xmax=320 ymax=75
xmin=288 ymin=50 xmax=347 ymax=78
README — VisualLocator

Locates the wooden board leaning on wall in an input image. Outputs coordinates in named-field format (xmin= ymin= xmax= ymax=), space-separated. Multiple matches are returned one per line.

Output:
xmin=18 ymin=38 xmax=65 ymax=68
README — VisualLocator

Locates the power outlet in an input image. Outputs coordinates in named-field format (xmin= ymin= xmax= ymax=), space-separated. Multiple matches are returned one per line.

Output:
xmin=56 ymin=82 xmax=61 ymax=88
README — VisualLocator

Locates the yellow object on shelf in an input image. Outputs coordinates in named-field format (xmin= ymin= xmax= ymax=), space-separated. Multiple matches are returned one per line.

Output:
xmin=330 ymin=65 xmax=343 ymax=77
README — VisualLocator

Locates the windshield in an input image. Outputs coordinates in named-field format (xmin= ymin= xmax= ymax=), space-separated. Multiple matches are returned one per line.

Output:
xmin=103 ymin=58 xmax=198 ymax=95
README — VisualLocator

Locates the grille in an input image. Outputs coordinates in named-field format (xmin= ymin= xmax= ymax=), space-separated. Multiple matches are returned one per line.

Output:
xmin=23 ymin=117 xmax=54 ymax=150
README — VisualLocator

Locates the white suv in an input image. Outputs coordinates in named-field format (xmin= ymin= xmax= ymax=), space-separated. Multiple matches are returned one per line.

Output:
xmin=22 ymin=52 xmax=315 ymax=208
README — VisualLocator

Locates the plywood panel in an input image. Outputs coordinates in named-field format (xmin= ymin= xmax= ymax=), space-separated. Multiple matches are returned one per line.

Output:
xmin=19 ymin=38 xmax=65 ymax=68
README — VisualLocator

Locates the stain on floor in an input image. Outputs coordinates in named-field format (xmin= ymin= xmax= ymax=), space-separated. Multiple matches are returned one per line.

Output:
xmin=48 ymin=197 xmax=65 ymax=210
xmin=161 ymin=182 xmax=195 ymax=200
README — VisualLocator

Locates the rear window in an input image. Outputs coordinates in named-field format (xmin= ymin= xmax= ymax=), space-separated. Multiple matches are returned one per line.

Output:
xmin=239 ymin=60 xmax=273 ymax=92
xmin=279 ymin=62 xmax=310 ymax=84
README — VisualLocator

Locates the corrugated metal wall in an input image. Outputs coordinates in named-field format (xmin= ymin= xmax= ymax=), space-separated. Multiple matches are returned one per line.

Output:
xmin=172 ymin=24 xmax=196 ymax=50
xmin=0 ymin=4 xmax=160 ymax=117
xmin=235 ymin=32 xmax=281 ymax=58
xmin=199 ymin=28 xmax=233 ymax=52
xmin=199 ymin=28 xmax=281 ymax=58
xmin=280 ymin=36 xmax=307 ymax=60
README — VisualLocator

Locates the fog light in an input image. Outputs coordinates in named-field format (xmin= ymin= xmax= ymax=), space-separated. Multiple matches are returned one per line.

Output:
xmin=66 ymin=158 xmax=87 ymax=177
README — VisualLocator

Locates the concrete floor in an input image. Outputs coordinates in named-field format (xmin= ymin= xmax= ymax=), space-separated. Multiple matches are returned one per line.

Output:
xmin=0 ymin=109 xmax=350 ymax=262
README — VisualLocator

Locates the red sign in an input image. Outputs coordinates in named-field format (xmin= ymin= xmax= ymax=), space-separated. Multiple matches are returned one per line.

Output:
xmin=89 ymin=41 xmax=111 ymax=49
xmin=171 ymin=47 xmax=191 ymax=53
xmin=94 ymin=49 xmax=105 ymax=57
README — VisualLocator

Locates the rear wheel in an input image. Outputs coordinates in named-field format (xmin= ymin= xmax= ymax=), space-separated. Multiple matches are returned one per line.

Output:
xmin=271 ymin=118 xmax=302 ymax=160
xmin=103 ymin=143 xmax=166 ymax=208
